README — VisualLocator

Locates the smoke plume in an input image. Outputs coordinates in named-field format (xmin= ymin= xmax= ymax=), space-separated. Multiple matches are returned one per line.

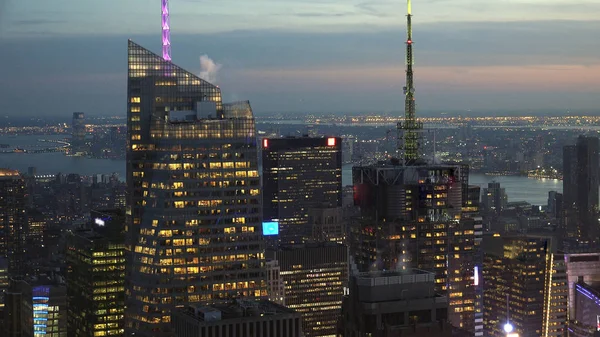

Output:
xmin=199 ymin=55 xmax=222 ymax=84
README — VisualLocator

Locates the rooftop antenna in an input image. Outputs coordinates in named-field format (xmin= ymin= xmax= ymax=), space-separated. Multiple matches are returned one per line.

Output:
xmin=161 ymin=0 xmax=172 ymax=61
xmin=397 ymin=0 xmax=423 ymax=165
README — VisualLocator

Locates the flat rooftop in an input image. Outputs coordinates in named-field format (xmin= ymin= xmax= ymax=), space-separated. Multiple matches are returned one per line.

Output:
xmin=354 ymin=268 xmax=435 ymax=287
xmin=179 ymin=300 xmax=298 ymax=323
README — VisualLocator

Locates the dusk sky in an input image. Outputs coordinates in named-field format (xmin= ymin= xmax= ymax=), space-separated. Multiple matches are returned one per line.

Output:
xmin=1 ymin=0 xmax=599 ymax=116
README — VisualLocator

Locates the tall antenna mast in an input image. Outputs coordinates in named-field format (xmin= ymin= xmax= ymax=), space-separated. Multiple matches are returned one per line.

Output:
xmin=398 ymin=0 xmax=423 ymax=165
xmin=161 ymin=0 xmax=172 ymax=61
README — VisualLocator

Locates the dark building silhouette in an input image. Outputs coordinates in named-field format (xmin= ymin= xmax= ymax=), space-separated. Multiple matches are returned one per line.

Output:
xmin=125 ymin=41 xmax=266 ymax=336
xmin=563 ymin=136 xmax=600 ymax=242
xmin=351 ymin=162 xmax=479 ymax=333
xmin=0 ymin=169 xmax=27 ymax=278
xmin=262 ymin=137 xmax=342 ymax=243
xmin=340 ymin=269 xmax=459 ymax=337
xmin=172 ymin=300 xmax=303 ymax=337
xmin=71 ymin=112 xmax=86 ymax=153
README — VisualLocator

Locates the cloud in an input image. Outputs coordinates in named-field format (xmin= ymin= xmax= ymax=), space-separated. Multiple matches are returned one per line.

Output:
xmin=199 ymin=55 xmax=222 ymax=84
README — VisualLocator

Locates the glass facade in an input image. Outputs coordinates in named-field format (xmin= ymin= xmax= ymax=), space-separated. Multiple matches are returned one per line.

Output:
xmin=66 ymin=219 xmax=126 ymax=337
xmin=267 ymin=243 xmax=348 ymax=337
xmin=483 ymin=236 xmax=567 ymax=337
xmin=351 ymin=163 xmax=479 ymax=332
xmin=262 ymin=137 xmax=342 ymax=243
xmin=125 ymin=41 xmax=266 ymax=336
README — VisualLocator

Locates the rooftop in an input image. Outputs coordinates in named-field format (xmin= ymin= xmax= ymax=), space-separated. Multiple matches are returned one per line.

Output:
xmin=179 ymin=299 xmax=297 ymax=323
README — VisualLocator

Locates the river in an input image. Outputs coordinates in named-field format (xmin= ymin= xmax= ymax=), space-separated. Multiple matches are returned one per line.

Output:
xmin=0 ymin=135 xmax=561 ymax=206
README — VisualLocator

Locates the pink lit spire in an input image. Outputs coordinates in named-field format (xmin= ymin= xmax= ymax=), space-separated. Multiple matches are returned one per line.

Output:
xmin=161 ymin=0 xmax=172 ymax=61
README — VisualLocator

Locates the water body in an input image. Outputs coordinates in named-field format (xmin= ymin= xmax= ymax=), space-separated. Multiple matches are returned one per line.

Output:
xmin=0 ymin=135 xmax=560 ymax=206
xmin=341 ymin=166 xmax=561 ymax=206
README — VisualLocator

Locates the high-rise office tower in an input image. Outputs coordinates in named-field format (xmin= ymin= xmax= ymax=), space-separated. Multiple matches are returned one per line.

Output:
xmin=66 ymin=210 xmax=126 ymax=337
xmin=266 ymin=243 xmax=348 ymax=337
xmin=0 ymin=169 xmax=26 ymax=278
xmin=340 ymin=269 xmax=460 ymax=337
xmin=7 ymin=274 xmax=68 ymax=337
xmin=125 ymin=41 xmax=266 ymax=336
xmin=262 ymin=137 xmax=342 ymax=243
xmin=461 ymin=185 xmax=483 ymax=337
xmin=563 ymin=136 xmax=600 ymax=241
xmin=352 ymin=164 xmax=479 ymax=333
xmin=72 ymin=112 xmax=86 ymax=153
xmin=577 ymin=136 xmax=599 ymax=240
xmin=483 ymin=235 xmax=567 ymax=337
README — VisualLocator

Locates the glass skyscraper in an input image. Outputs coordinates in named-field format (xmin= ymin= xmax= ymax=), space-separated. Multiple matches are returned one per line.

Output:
xmin=125 ymin=41 xmax=266 ymax=335
xmin=0 ymin=169 xmax=26 ymax=277
xmin=262 ymin=137 xmax=342 ymax=243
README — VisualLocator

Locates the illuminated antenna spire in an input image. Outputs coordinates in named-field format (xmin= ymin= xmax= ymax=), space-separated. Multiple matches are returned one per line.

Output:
xmin=398 ymin=0 xmax=423 ymax=165
xmin=161 ymin=0 xmax=172 ymax=61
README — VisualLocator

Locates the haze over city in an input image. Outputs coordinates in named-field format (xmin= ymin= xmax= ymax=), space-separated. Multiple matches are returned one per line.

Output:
xmin=1 ymin=0 xmax=599 ymax=116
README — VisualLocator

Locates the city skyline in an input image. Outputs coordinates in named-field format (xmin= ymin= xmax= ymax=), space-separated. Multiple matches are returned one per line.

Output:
xmin=0 ymin=0 xmax=599 ymax=116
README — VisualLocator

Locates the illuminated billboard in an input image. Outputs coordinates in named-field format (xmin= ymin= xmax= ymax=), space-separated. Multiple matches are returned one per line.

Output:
xmin=262 ymin=221 xmax=279 ymax=236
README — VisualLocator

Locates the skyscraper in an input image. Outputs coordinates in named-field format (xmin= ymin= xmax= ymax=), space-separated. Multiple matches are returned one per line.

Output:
xmin=351 ymin=163 xmax=479 ymax=332
xmin=266 ymin=243 xmax=348 ymax=337
xmin=66 ymin=210 xmax=126 ymax=337
xmin=0 ymin=169 xmax=26 ymax=277
xmin=125 ymin=41 xmax=266 ymax=336
xmin=262 ymin=137 xmax=342 ymax=243
xmin=482 ymin=234 xmax=567 ymax=337
xmin=71 ymin=112 xmax=86 ymax=153
xmin=562 ymin=136 xmax=600 ymax=241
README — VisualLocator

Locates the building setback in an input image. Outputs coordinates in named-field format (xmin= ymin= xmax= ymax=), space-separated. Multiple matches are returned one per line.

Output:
xmin=125 ymin=41 xmax=266 ymax=336
xmin=262 ymin=137 xmax=342 ymax=243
